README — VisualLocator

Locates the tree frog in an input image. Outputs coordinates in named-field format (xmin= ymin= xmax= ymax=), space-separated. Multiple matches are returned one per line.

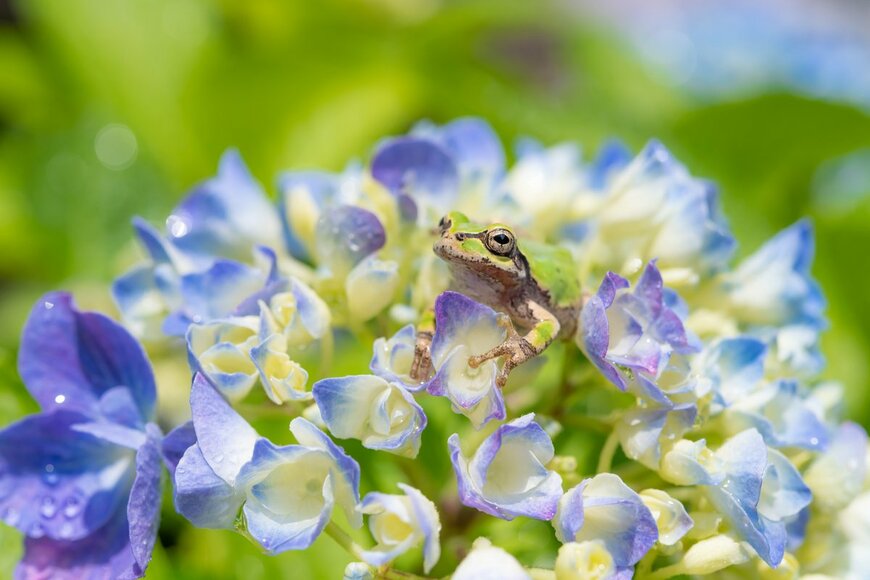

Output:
xmin=411 ymin=211 xmax=583 ymax=387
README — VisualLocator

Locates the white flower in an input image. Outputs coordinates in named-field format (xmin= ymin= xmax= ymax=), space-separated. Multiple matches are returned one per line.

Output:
xmin=359 ymin=484 xmax=441 ymax=573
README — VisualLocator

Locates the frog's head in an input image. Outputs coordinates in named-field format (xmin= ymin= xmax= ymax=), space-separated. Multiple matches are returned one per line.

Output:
xmin=434 ymin=212 xmax=526 ymax=284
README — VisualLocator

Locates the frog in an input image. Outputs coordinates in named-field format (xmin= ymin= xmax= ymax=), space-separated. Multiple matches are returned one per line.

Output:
xmin=411 ymin=211 xmax=583 ymax=388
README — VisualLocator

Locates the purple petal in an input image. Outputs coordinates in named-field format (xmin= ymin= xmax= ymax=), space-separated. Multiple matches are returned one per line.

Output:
xmin=17 ymin=501 xmax=141 ymax=580
xmin=189 ymin=374 xmax=258 ymax=485
xmin=0 ymin=410 xmax=134 ymax=542
xmin=127 ymin=424 xmax=163 ymax=571
xmin=315 ymin=205 xmax=386 ymax=273
xmin=173 ymin=443 xmax=241 ymax=529
xmin=371 ymin=137 xmax=459 ymax=209
xmin=18 ymin=293 xmax=156 ymax=421
xmin=160 ymin=422 xmax=196 ymax=478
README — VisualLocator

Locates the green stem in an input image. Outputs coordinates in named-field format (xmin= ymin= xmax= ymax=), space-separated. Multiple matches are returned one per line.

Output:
xmin=597 ymin=428 xmax=620 ymax=474
xmin=378 ymin=568 xmax=433 ymax=580
xmin=324 ymin=521 xmax=364 ymax=560
xmin=645 ymin=563 xmax=685 ymax=580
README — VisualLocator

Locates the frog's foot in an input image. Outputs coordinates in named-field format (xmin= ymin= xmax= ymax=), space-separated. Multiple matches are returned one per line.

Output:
xmin=468 ymin=336 xmax=537 ymax=389
xmin=410 ymin=330 xmax=435 ymax=382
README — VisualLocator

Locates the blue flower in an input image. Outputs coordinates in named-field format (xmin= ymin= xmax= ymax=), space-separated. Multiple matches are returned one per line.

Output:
xmin=370 ymin=324 xmax=425 ymax=391
xmin=411 ymin=117 xmax=505 ymax=182
xmin=169 ymin=375 xmax=360 ymax=553
xmin=727 ymin=379 xmax=829 ymax=450
xmin=615 ymin=400 xmax=697 ymax=469
xmin=0 ymin=293 xmax=163 ymax=579
xmin=370 ymin=136 xmax=460 ymax=221
xmin=312 ymin=375 xmax=427 ymax=458
xmin=584 ymin=140 xmax=735 ymax=280
xmin=639 ymin=489 xmax=694 ymax=546
xmin=427 ymin=291 xmax=507 ymax=428
xmin=693 ymin=336 xmax=767 ymax=409
xmin=578 ymin=262 xmax=697 ymax=393
xmin=553 ymin=473 xmax=658 ymax=570
xmin=804 ymin=422 xmax=867 ymax=512
xmin=162 ymin=149 xmax=283 ymax=265
xmin=660 ymin=429 xmax=812 ymax=566
xmin=359 ymin=483 xmax=441 ymax=573
xmin=721 ymin=220 xmax=826 ymax=374
xmin=278 ymin=166 xmax=364 ymax=263
xmin=448 ymin=414 xmax=562 ymax=521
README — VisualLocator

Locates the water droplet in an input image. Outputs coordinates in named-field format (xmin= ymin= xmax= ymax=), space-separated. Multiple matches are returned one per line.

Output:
xmin=810 ymin=437 xmax=819 ymax=446
xmin=58 ymin=523 xmax=75 ymax=539
xmin=29 ymin=522 xmax=45 ymax=538
xmin=213 ymin=454 xmax=224 ymax=464
xmin=166 ymin=215 xmax=189 ymax=238
xmin=44 ymin=301 xmax=54 ymax=310
xmin=54 ymin=394 xmax=66 ymax=405
xmin=62 ymin=496 xmax=82 ymax=519
xmin=40 ymin=497 xmax=57 ymax=519
xmin=42 ymin=464 xmax=59 ymax=486
xmin=2 ymin=507 xmax=19 ymax=526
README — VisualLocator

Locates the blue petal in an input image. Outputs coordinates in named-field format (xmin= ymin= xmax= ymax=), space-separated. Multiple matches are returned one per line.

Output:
xmin=236 ymin=439 xmax=333 ymax=553
xmin=315 ymin=205 xmax=386 ymax=276
xmin=572 ymin=474 xmax=659 ymax=567
xmin=289 ymin=418 xmax=362 ymax=527
xmin=173 ymin=443 xmax=242 ymax=529
xmin=17 ymin=498 xmax=142 ymax=580
xmin=278 ymin=171 xmax=340 ymax=262
xmin=189 ymin=374 xmax=258 ymax=485
xmin=589 ymin=140 xmax=631 ymax=190
xmin=450 ymin=415 xmax=562 ymax=521
xmin=160 ymin=422 xmax=196 ymax=478
xmin=0 ymin=410 xmax=134 ymax=542
xmin=165 ymin=149 xmax=283 ymax=263
xmin=414 ymin=117 xmax=505 ymax=178
xmin=698 ymin=337 xmax=766 ymax=407
xmin=127 ymin=424 xmax=163 ymax=571
xmin=174 ymin=259 xmax=266 ymax=330
xmin=370 ymin=324 xmax=423 ymax=391
xmin=18 ymin=292 xmax=156 ymax=422
xmin=730 ymin=380 xmax=829 ymax=450
xmin=429 ymin=291 xmax=505 ymax=367
xmin=371 ymin=137 xmax=459 ymax=212
xmin=728 ymin=220 xmax=825 ymax=330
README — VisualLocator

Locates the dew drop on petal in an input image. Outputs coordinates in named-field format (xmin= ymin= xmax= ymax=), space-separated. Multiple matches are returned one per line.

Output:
xmin=2 ymin=507 xmax=19 ymax=526
xmin=54 ymin=394 xmax=66 ymax=405
xmin=44 ymin=301 xmax=54 ymax=310
xmin=62 ymin=495 xmax=82 ymax=519
xmin=29 ymin=522 xmax=45 ymax=538
xmin=40 ymin=496 xmax=57 ymax=519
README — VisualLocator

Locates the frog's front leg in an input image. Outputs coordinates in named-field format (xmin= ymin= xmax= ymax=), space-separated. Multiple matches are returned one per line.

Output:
xmin=410 ymin=307 xmax=436 ymax=382
xmin=469 ymin=301 xmax=560 ymax=388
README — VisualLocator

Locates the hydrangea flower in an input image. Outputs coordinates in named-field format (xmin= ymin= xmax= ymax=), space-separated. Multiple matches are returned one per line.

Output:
xmin=660 ymin=429 xmax=812 ymax=566
xmin=554 ymin=473 xmax=658 ymax=572
xmin=554 ymin=541 xmax=628 ymax=580
xmin=580 ymin=140 xmax=735 ymax=282
xmin=639 ymin=489 xmax=693 ymax=547
xmin=427 ymin=291 xmax=507 ymax=428
xmin=451 ymin=538 xmax=530 ymax=580
xmin=578 ymin=261 xmax=697 ymax=395
xmin=358 ymin=483 xmax=441 ymax=572
xmin=312 ymin=375 xmax=427 ymax=458
xmin=0 ymin=293 xmax=163 ymax=579
xmin=448 ymin=414 xmax=562 ymax=520
xmin=169 ymin=375 xmax=361 ymax=553
xmin=6 ymin=118 xmax=865 ymax=580
xmin=370 ymin=324 xmax=424 ymax=391
xmin=112 ymin=153 xmax=284 ymax=340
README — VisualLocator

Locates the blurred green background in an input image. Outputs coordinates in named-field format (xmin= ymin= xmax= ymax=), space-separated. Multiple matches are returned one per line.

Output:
xmin=0 ymin=0 xmax=869 ymax=577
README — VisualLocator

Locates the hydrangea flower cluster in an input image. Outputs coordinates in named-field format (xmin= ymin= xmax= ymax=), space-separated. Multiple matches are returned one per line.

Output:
xmin=2 ymin=118 xmax=868 ymax=579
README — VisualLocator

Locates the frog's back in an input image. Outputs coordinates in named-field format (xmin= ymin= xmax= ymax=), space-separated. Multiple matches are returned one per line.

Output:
xmin=519 ymin=239 xmax=582 ymax=308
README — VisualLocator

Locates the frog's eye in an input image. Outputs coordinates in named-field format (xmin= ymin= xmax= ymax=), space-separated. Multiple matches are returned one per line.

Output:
xmin=485 ymin=228 xmax=515 ymax=256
